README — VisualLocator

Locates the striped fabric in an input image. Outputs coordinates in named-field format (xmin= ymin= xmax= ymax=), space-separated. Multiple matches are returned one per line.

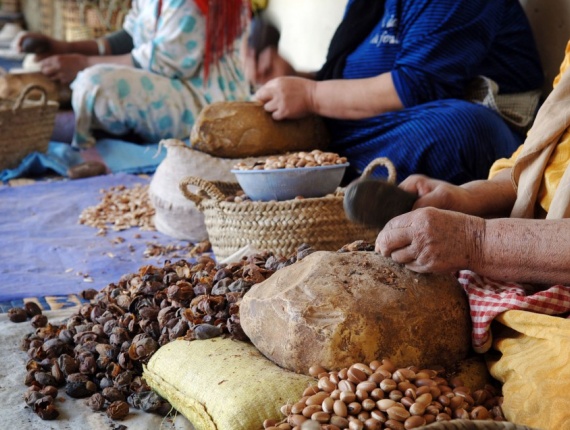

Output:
xmin=328 ymin=0 xmax=544 ymax=185
xmin=457 ymin=270 xmax=570 ymax=353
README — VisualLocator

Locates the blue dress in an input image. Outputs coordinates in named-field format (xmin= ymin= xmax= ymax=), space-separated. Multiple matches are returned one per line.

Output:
xmin=326 ymin=0 xmax=544 ymax=184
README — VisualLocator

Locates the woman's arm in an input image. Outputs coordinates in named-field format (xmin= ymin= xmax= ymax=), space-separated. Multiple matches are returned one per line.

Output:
xmin=401 ymin=168 xmax=517 ymax=218
xmin=477 ymin=217 xmax=570 ymax=284
xmin=376 ymin=208 xmax=570 ymax=285
xmin=255 ymin=72 xmax=403 ymax=120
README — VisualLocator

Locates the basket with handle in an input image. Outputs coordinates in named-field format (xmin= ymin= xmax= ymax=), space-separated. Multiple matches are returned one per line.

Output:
xmin=178 ymin=158 xmax=396 ymax=260
xmin=0 ymin=84 xmax=59 ymax=171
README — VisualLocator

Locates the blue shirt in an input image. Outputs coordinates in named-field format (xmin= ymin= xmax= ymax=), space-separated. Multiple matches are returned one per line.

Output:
xmin=342 ymin=0 xmax=544 ymax=108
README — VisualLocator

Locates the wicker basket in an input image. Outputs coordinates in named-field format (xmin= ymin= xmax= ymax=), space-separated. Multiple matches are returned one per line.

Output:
xmin=0 ymin=84 xmax=59 ymax=171
xmin=1 ymin=0 xmax=20 ymax=13
xmin=179 ymin=159 xmax=394 ymax=260
xmin=59 ymin=0 xmax=131 ymax=41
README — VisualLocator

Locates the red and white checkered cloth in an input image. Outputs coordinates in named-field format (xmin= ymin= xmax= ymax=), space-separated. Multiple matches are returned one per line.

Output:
xmin=457 ymin=270 xmax=570 ymax=353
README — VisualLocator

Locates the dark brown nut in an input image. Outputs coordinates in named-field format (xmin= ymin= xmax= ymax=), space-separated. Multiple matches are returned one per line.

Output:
xmin=31 ymin=314 xmax=48 ymax=328
xmin=106 ymin=400 xmax=130 ymax=420
xmin=8 ymin=307 xmax=28 ymax=323
xmin=35 ymin=403 xmax=60 ymax=420
xmin=86 ymin=393 xmax=105 ymax=411
xmin=102 ymin=387 xmax=126 ymax=403
xmin=24 ymin=390 xmax=44 ymax=406
xmin=67 ymin=161 xmax=107 ymax=179
xmin=34 ymin=371 xmax=57 ymax=387
xmin=24 ymin=302 xmax=43 ymax=317
xmin=40 ymin=386 xmax=58 ymax=398
xmin=65 ymin=380 xmax=96 ymax=398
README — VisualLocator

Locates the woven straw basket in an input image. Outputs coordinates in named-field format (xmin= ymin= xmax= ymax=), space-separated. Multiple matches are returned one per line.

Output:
xmin=0 ymin=84 xmax=59 ymax=171
xmin=59 ymin=0 xmax=131 ymax=41
xmin=1 ymin=0 xmax=20 ymax=13
xmin=178 ymin=158 xmax=396 ymax=260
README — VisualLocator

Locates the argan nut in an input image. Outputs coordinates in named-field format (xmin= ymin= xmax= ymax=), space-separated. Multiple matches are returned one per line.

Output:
xmin=8 ymin=307 xmax=28 ymax=323
xmin=106 ymin=400 xmax=129 ymax=420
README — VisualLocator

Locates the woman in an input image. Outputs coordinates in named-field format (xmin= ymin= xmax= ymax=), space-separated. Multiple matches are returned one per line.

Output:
xmin=245 ymin=0 xmax=544 ymax=185
xmin=19 ymin=0 xmax=251 ymax=149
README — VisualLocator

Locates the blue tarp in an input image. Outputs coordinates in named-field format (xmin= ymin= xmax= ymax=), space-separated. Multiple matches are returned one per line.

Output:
xmin=0 ymin=138 xmax=171 ymax=182
xmin=0 ymin=173 xmax=193 ymax=303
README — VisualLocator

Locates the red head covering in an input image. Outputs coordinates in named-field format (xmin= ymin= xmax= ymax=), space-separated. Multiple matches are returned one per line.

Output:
xmin=194 ymin=0 xmax=249 ymax=79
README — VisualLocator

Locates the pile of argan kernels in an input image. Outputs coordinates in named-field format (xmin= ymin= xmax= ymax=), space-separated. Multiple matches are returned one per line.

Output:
xmin=263 ymin=359 xmax=505 ymax=430
xmin=233 ymin=150 xmax=348 ymax=171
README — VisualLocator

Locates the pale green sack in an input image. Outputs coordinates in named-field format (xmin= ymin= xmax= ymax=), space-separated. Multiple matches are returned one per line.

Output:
xmin=143 ymin=338 xmax=314 ymax=430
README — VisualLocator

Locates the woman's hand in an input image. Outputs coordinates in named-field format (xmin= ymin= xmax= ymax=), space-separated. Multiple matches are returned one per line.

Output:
xmin=40 ymin=54 xmax=90 ymax=84
xmin=375 ymin=207 xmax=485 ymax=274
xmin=17 ymin=32 xmax=69 ymax=60
xmin=400 ymin=173 xmax=517 ymax=218
xmin=400 ymin=174 xmax=475 ymax=213
xmin=241 ymin=43 xmax=295 ymax=86
xmin=255 ymin=76 xmax=317 ymax=120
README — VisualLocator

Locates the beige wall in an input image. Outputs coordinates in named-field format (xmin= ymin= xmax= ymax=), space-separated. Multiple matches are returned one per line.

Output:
xmin=265 ymin=0 xmax=347 ymax=72
xmin=519 ymin=0 xmax=570 ymax=94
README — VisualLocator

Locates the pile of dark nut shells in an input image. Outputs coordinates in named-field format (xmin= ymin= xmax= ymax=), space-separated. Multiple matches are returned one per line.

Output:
xmin=12 ymin=244 xmax=317 ymax=422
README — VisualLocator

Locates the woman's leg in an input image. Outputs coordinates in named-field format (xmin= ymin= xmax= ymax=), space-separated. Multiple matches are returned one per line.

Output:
xmin=328 ymin=100 xmax=524 ymax=185
xmin=70 ymin=65 xmax=206 ymax=148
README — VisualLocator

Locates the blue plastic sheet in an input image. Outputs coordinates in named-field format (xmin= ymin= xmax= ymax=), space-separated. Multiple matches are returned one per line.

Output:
xmin=0 ymin=138 xmax=169 ymax=182
xmin=0 ymin=173 xmax=193 ymax=302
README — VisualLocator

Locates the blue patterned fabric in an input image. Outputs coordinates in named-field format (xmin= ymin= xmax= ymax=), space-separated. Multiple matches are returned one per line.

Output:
xmin=327 ymin=0 xmax=544 ymax=184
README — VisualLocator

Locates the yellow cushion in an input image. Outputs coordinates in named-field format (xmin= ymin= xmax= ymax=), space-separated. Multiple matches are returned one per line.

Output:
xmin=143 ymin=338 xmax=314 ymax=430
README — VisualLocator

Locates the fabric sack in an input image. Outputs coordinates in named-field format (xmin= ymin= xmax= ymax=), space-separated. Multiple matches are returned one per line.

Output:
xmin=143 ymin=338 xmax=314 ymax=430
xmin=149 ymin=139 xmax=264 ymax=242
